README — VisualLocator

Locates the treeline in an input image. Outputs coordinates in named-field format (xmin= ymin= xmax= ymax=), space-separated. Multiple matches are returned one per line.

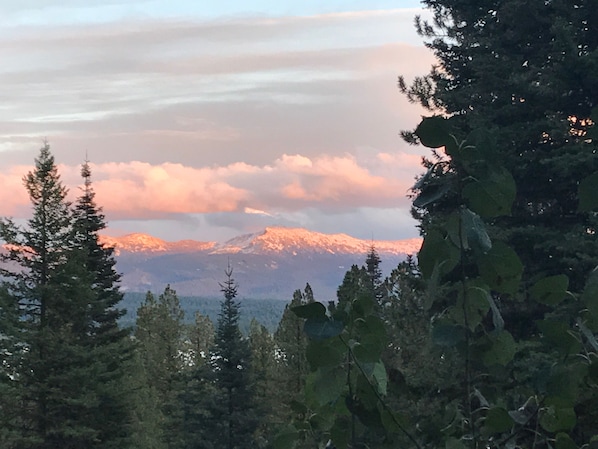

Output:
xmin=2 ymin=1 xmax=598 ymax=448
xmin=0 ymin=144 xmax=404 ymax=448
xmin=120 ymin=292 xmax=287 ymax=333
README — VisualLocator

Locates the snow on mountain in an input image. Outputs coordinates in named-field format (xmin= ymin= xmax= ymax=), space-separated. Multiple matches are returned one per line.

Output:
xmin=99 ymin=227 xmax=421 ymax=299
xmin=99 ymin=233 xmax=215 ymax=255
xmin=101 ymin=227 xmax=421 ymax=257
xmin=211 ymin=226 xmax=421 ymax=255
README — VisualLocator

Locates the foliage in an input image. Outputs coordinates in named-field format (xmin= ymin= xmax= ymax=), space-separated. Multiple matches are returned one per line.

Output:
xmin=272 ymin=285 xmax=315 ymax=445
xmin=401 ymin=0 xmax=598 ymax=300
xmin=0 ymin=144 xmax=134 ymax=448
xmin=209 ymin=266 xmax=259 ymax=449
xmin=134 ymin=285 xmax=186 ymax=448
xmin=409 ymin=116 xmax=598 ymax=448
xmin=249 ymin=319 xmax=278 ymax=447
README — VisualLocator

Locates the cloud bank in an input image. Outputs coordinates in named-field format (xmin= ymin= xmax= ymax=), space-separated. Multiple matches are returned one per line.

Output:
xmin=0 ymin=4 xmax=435 ymax=241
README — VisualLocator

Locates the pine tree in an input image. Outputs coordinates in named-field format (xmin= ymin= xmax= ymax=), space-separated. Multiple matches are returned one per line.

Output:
xmin=0 ymin=143 xmax=110 ymax=448
xmin=248 ymin=319 xmax=276 ymax=447
xmin=0 ymin=284 xmax=23 ymax=447
xmin=71 ymin=160 xmax=135 ymax=448
xmin=365 ymin=245 xmax=383 ymax=304
xmin=273 ymin=284 xmax=313 ymax=417
xmin=401 ymin=0 xmax=598 ymax=298
xmin=134 ymin=285 xmax=185 ymax=448
xmin=185 ymin=311 xmax=215 ymax=367
xmin=211 ymin=266 xmax=257 ymax=449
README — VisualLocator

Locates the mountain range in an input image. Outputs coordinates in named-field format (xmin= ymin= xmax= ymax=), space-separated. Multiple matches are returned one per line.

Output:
xmin=101 ymin=226 xmax=422 ymax=301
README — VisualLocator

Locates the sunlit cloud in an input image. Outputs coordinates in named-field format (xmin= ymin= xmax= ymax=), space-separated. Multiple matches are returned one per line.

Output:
xmin=0 ymin=3 xmax=435 ymax=241
xmin=2 ymin=151 xmax=422 ymax=221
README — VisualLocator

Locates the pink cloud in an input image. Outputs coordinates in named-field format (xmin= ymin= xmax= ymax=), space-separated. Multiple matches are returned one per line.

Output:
xmin=0 ymin=165 xmax=34 ymax=216
xmin=0 ymin=149 xmax=425 ymax=220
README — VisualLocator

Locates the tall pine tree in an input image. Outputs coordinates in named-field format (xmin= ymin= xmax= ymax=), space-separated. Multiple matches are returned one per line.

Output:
xmin=401 ymin=0 xmax=598 ymax=297
xmin=210 ymin=266 xmax=257 ymax=449
xmin=0 ymin=144 xmax=124 ymax=448
xmin=71 ymin=160 xmax=135 ymax=448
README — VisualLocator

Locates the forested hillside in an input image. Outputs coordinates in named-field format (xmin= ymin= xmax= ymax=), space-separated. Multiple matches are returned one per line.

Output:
xmin=120 ymin=292 xmax=287 ymax=333
xmin=1 ymin=1 xmax=598 ymax=449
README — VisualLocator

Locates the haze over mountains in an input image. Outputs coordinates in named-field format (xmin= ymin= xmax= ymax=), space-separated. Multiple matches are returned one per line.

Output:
xmin=102 ymin=227 xmax=421 ymax=300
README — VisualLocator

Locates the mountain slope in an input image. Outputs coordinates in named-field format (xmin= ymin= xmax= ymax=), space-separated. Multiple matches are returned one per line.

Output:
xmin=104 ymin=227 xmax=421 ymax=300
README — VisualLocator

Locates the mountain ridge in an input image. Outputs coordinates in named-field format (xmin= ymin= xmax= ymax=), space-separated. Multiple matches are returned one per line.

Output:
xmin=100 ymin=226 xmax=421 ymax=300
xmin=100 ymin=226 xmax=422 ymax=257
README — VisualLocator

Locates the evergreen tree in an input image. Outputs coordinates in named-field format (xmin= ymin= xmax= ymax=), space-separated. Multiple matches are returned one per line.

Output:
xmin=364 ymin=245 xmax=383 ymax=304
xmin=271 ymin=285 xmax=314 ymax=446
xmin=134 ymin=285 xmax=185 ymax=448
xmin=71 ymin=160 xmax=134 ymax=448
xmin=185 ymin=311 xmax=215 ymax=367
xmin=273 ymin=284 xmax=313 ymax=411
xmin=0 ymin=143 xmax=129 ymax=448
xmin=397 ymin=5 xmax=598 ymax=442
xmin=210 ymin=266 xmax=257 ymax=449
xmin=248 ymin=319 xmax=276 ymax=448
xmin=400 ymin=0 xmax=598 ymax=301
xmin=0 ymin=284 xmax=23 ymax=447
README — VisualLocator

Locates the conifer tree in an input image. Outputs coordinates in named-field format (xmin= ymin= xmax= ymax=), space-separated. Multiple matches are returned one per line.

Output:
xmin=71 ymin=160 xmax=135 ymax=448
xmin=273 ymin=284 xmax=313 ymax=415
xmin=211 ymin=266 xmax=257 ymax=449
xmin=365 ymin=245 xmax=383 ymax=304
xmin=0 ymin=143 xmax=125 ymax=448
xmin=248 ymin=319 xmax=276 ymax=447
xmin=185 ymin=311 xmax=215 ymax=367
xmin=134 ymin=285 xmax=185 ymax=448
xmin=400 ymin=0 xmax=598 ymax=304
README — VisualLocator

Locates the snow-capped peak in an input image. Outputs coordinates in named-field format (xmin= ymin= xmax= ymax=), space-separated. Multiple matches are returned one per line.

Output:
xmin=211 ymin=226 xmax=421 ymax=256
xmin=100 ymin=227 xmax=421 ymax=257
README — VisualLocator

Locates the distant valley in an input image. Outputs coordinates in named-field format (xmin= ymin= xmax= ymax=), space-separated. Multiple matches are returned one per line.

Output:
xmin=103 ymin=226 xmax=421 ymax=302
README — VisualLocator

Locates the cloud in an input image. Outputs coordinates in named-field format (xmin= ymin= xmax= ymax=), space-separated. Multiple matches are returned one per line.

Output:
xmin=0 ymin=9 xmax=435 ymax=168
xmin=0 ymin=5 xmax=435 ymax=242
xmin=2 ymin=149 xmax=423 ymax=221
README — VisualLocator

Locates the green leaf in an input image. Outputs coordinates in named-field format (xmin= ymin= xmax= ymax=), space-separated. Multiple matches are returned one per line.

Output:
xmin=482 ymin=330 xmax=516 ymax=366
xmin=305 ymin=367 xmax=346 ymax=406
xmin=486 ymin=294 xmax=505 ymax=331
xmin=546 ymin=364 xmax=586 ymax=408
xmin=578 ymin=171 xmax=598 ymax=212
xmin=577 ymin=318 xmax=598 ymax=352
xmin=330 ymin=417 xmax=351 ymax=449
xmin=418 ymin=229 xmax=460 ymax=279
xmin=477 ymin=242 xmax=523 ymax=294
xmin=461 ymin=207 xmax=492 ymax=253
xmin=353 ymin=315 xmax=387 ymax=362
xmin=536 ymin=319 xmax=581 ymax=356
xmin=483 ymin=407 xmax=513 ymax=435
xmin=445 ymin=437 xmax=467 ymax=449
xmin=358 ymin=360 xmax=388 ymax=396
xmin=304 ymin=317 xmax=344 ymax=340
xmin=509 ymin=409 xmax=532 ymax=425
xmin=540 ymin=407 xmax=576 ymax=433
xmin=452 ymin=284 xmax=490 ymax=331
xmin=555 ymin=433 xmax=578 ymax=449
xmin=272 ymin=426 xmax=299 ymax=449
xmin=413 ymin=182 xmax=452 ymax=208
xmin=582 ymin=266 xmax=598 ymax=319
xmin=462 ymin=167 xmax=516 ymax=217
xmin=415 ymin=115 xmax=452 ymax=148
xmin=432 ymin=320 xmax=465 ymax=347
xmin=292 ymin=302 xmax=326 ymax=319
xmin=530 ymin=275 xmax=569 ymax=306
xmin=379 ymin=403 xmax=409 ymax=435
xmin=306 ymin=340 xmax=345 ymax=367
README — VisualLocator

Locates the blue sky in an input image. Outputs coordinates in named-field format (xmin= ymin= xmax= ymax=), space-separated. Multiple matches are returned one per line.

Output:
xmin=0 ymin=1 xmax=436 ymax=242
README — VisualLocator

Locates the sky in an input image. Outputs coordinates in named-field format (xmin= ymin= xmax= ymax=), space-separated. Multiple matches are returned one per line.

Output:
xmin=0 ymin=0 xmax=436 ymax=243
